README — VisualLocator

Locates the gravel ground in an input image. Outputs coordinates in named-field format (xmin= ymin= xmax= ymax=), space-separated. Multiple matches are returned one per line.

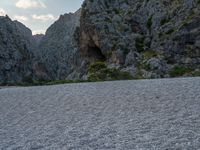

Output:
xmin=0 ymin=77 xmax=200 ymax=150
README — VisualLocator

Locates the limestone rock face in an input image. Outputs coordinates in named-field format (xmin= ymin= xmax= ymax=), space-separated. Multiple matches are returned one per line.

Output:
xmin=80 ymin=0 xmax=200 ymax=78
xmin=36 ymin=10 xmax=82 ymax=80
xmin=1 ymin=0 xmax=200 ymax=84
xmin=0 ymin=16 xmax=35 ymax=84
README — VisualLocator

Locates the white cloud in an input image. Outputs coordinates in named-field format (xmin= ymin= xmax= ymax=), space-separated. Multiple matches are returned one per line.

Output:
xmin=32 ymin=14 xmax=56 ymax=21
xmin=15 ymin=0 xmax=46 ymax=9
xmin=32 ymin=29 xmax=45 ymax=35
xmin=0 ymin=8 xmax=6 ymax=16
xmin=14 ymin=15 xmax=28 ymax=21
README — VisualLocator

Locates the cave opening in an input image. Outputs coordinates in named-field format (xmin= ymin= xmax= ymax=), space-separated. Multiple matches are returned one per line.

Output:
xmin=87 ymin=45 xmax=106 ymax=62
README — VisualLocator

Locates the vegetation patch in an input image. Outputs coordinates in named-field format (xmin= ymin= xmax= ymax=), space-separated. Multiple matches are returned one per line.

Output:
xmin=165 ymin=29 xmax=175 ymax=35
xmin=0 ymin=80 xmax=88 ymax=87
xmin=136 ymin=61 xmax=151 ymax=71
xmin=134 ymin=50 xmax=163 ymax=71
xmin=135 ymin=37 xmax=145 ymax=52
xmin=147 ymin=15 xmax=153 ymax=29
xmin=160 ymin=17 xmax=171 ymax=26
xmin=192 ymin=70 xmax=200 ymax=76
xmin=169 ymin=66 xmax=193 ymax=77
xmin=88 ymin=62 xmax=133 ymax=81
xmin=113 ymin=8 xmax=123 ymax=14
xmin=142 ymin=50 xmax=162 ymax=60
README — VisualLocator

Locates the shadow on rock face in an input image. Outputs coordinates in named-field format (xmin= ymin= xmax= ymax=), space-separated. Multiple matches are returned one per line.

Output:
xmin=87 ymin=45 xmax=106 ymax=62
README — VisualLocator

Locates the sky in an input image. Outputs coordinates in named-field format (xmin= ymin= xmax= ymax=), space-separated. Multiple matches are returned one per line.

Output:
xmin=0 ymin=0 xmax=84 ymax=34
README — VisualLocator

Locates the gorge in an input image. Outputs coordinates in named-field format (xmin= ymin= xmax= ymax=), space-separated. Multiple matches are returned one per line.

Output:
xmin=0 ymin=0 xmax=200 ymax=84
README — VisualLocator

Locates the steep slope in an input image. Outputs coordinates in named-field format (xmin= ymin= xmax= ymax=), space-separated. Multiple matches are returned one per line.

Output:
xmin=80 ymin=0 xmax=200 ymax=78
xmin=33 ymin=34 xmax=44 ymax=47
xmin=1 ymin=1 xmax=200 ymax=84
xmin=0 ymin=15 xmax=35 ymax=84
xmin=36 ymin=10 xmax=83 ymax=80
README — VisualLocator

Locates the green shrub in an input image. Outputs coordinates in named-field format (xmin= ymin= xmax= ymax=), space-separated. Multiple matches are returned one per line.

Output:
xmin=147 ymin=15 xmax=153 ymax=29
xmin=170 ymin=66 xmax=193 ymax=77
xmin=136 ymin=61 xmax=151 ymax=71
xmin=113 ymin=8 xmax=123 ymax=14
xmin=135 ymin=37 xmax=145 ymax=52
xmin=166 ymin=29 xmax=175 ymax=35
xmin=88 ymin=62 xmax=107 ymax=73
xmin=88 ymin=62 xmax=133 ymax=81
xmin=192 ymin=70 xmax=200 ymax=76
xmin=160 ymin=17 xmax=171 ymax=26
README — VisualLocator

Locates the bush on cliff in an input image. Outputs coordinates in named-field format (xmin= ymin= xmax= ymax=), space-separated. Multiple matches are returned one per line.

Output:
xmin=88 ymin=62 xmax=133 ymax=81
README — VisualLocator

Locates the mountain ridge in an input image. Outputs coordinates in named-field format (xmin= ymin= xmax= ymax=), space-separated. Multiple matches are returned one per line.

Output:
xmin=0 ymin=0 xmax=200 ymax=84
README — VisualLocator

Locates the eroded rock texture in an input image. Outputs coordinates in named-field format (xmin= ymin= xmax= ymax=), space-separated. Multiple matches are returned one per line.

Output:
xmin=80 ymin=0 xmax=200 ymax=78
xmin=36 ymin=10 xmax=83 ymax=80
xmin=0 ymin=16 xmax=35 ymax=84
xmin=0 ymin=0 xmax=200 ymax=84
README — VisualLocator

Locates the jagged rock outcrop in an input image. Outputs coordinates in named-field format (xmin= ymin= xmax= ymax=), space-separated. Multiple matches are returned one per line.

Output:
xmin=1 ymin=0 xmax=200 ymax=84
xmin=0 ymin=15 xmax=35 ymax=84
xmin=36 ymin=9 xmax=83 ymax=80
xmin=80 ymin=0 xmax=200 ymax=78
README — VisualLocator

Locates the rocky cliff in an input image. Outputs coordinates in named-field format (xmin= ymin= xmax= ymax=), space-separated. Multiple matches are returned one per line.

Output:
xmin=79 ymin=0 xmax=200 ymax=78
xmin=0 ymin=15 xmax=35 ymax=84
xmin=0 ymin=0 xmax=200 ymax=84
xmin=36 ymin=9 xmax=83 ymax=80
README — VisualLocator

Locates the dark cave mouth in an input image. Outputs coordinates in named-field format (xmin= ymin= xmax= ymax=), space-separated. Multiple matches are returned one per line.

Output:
xmin=87 ymin=46 xmax=106 ymax=62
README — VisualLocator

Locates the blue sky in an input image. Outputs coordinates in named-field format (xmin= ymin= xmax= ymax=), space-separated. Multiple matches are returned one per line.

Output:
xmin=0 ymin=0 xmax=84 ymax=34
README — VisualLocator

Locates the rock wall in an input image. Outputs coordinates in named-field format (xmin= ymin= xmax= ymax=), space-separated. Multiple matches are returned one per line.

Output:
xmin=0 ymin=0 xmax=200 ymax=84
xmin=36 ymin=9 xmax=83 ymax=80
xmin=0 ymin=16 xmax=35 ymax=84
xmin=80 ymin=0 xmax=200 ymax=78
